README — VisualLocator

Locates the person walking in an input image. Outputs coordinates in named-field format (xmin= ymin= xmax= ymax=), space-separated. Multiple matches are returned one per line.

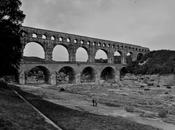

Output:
xmin=92 ymin=98 xmax=97 ymax=107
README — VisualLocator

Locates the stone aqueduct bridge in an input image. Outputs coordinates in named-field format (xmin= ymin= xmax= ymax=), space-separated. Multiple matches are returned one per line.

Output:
xmin=19 ymin=26 xmax=149 ymax=85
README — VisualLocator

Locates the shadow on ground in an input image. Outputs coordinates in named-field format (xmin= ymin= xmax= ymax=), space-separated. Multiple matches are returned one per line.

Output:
xmin=0 ymin=83 xmax=57 ymax=130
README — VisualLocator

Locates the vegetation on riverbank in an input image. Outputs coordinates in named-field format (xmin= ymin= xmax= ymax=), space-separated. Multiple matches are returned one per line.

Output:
xmin=123 ymin=50 xmax=175 ymax=75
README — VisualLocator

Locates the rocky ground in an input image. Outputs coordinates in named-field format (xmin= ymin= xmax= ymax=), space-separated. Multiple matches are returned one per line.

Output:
xmin=17 ymin=74 xmax=175 ymax=130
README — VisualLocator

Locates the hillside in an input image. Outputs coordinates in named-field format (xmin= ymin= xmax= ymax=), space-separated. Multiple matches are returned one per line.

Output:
xmin=124 ymin=50 xmax=175 ymax=75
xmin=23 ymin=56 xmax=45 ymax=62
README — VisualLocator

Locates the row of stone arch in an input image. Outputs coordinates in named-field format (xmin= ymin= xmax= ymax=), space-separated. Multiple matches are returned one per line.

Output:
xmin=23 ymin=42 xmax=143 ymax=64
xmin=28 ymin=30 xmax=148 ymax=53
xmin=25 ymin=65 xmax=116 ymax=84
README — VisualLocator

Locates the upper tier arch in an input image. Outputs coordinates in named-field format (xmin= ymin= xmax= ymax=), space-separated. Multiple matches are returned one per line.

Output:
xmin=21 ymin=26 xmax=149 ymax=64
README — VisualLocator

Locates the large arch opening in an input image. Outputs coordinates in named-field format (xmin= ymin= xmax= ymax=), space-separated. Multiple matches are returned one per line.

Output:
xmin=56 ymin=66 xmax=75 ymax=84
xmin=120 ymin=67 xmax=128 ymax=79
xmin=100 ymin=67 xmax=115 ymax=82
xmin=52 ymin=45 xmax=69 ymax=61
xmin=76 ymin=47 xmax=88 ymax=62
xmin=23 ymin=42 xmax=45 ymax=61
xmin=126 ymin=52 xmax=133 ymax=64
xmin=137 ymin=53 xmax=144 ymax=61
xmin=114 ymin=51 xmax=122 ymax=64
xmin=81 ymin=67 xmax=95 ymax=83
xmin=25 ymin=66 xmax=50 ymax=84
xmin=95 ymin=49 xmax=108 ymax=63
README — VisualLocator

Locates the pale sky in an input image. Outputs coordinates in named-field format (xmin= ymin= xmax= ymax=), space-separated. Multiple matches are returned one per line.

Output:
xmin=22 ymin=0 xmax=175 ymax=60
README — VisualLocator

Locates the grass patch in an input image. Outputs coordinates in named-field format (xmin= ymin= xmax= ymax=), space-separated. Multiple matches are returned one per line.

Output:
xmin=0 ymin=85 xmax=57 ymax=130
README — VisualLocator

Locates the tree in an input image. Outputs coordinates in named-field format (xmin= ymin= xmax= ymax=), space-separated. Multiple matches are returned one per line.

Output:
xmin=0 ymin=0 xmax=25 ymax=77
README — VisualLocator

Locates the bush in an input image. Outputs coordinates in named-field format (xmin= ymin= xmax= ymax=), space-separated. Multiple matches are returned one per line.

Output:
xmin=164 ymin=92 xmax=169 ymax=94
xmin=148 ymin=83 xmax=154 ymax=86
xmin=158 ymin=109 xmax=168 ymax=118
xmin=59 ymin=87 xmax=65 ymax=92
xmin=166 ymin=86 xmax=171 ymax=89
xmin=125 ymin=106 xmax=135 ymax=112
xmin=140 ymin=85 xmax=145 ymax=88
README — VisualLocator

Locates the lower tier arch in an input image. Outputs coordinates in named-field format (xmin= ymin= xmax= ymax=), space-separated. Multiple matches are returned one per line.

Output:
xmin=56 ymin=66 xmax=75 ymax=84
xmin=100 ymin=67 xmax=115 ymax=82
xmin=25 ymin=66 xmax=50 ymax=84
xmin=81 ymin=67 xmax=96 ymax=83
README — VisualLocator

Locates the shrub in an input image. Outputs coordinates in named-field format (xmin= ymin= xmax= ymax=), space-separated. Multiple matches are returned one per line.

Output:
xmin=140 ymin=85 xmax=145 ymax=88
xmin=166 ymin=86 xmax=171 ymax=89
xmin=158 ymin=109 xmax=168 ymax=118
xmin=144 ymin=88 xmax=150 ymax=91
xmin=59 ymin=87 xmax=65 ymax=92
xmin=164 ymin=92 xmax=169 ymax=94
xmin=125 ymin=106 xmax=135 ymax=112
xmin=148 ymin=83 xmax=154 ymax=86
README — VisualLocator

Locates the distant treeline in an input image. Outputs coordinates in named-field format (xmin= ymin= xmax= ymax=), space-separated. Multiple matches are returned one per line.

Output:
xmin=123 ymin=50 xmax=175 ymax=75
xmin=23 ymin=56 xmax=110 ymax=63
xmin=23 ymin=56 xmax=45 ymax=62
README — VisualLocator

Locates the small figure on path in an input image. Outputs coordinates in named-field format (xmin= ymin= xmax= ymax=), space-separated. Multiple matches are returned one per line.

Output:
xmin=92 ymin=98 xmax=97 ymax=107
